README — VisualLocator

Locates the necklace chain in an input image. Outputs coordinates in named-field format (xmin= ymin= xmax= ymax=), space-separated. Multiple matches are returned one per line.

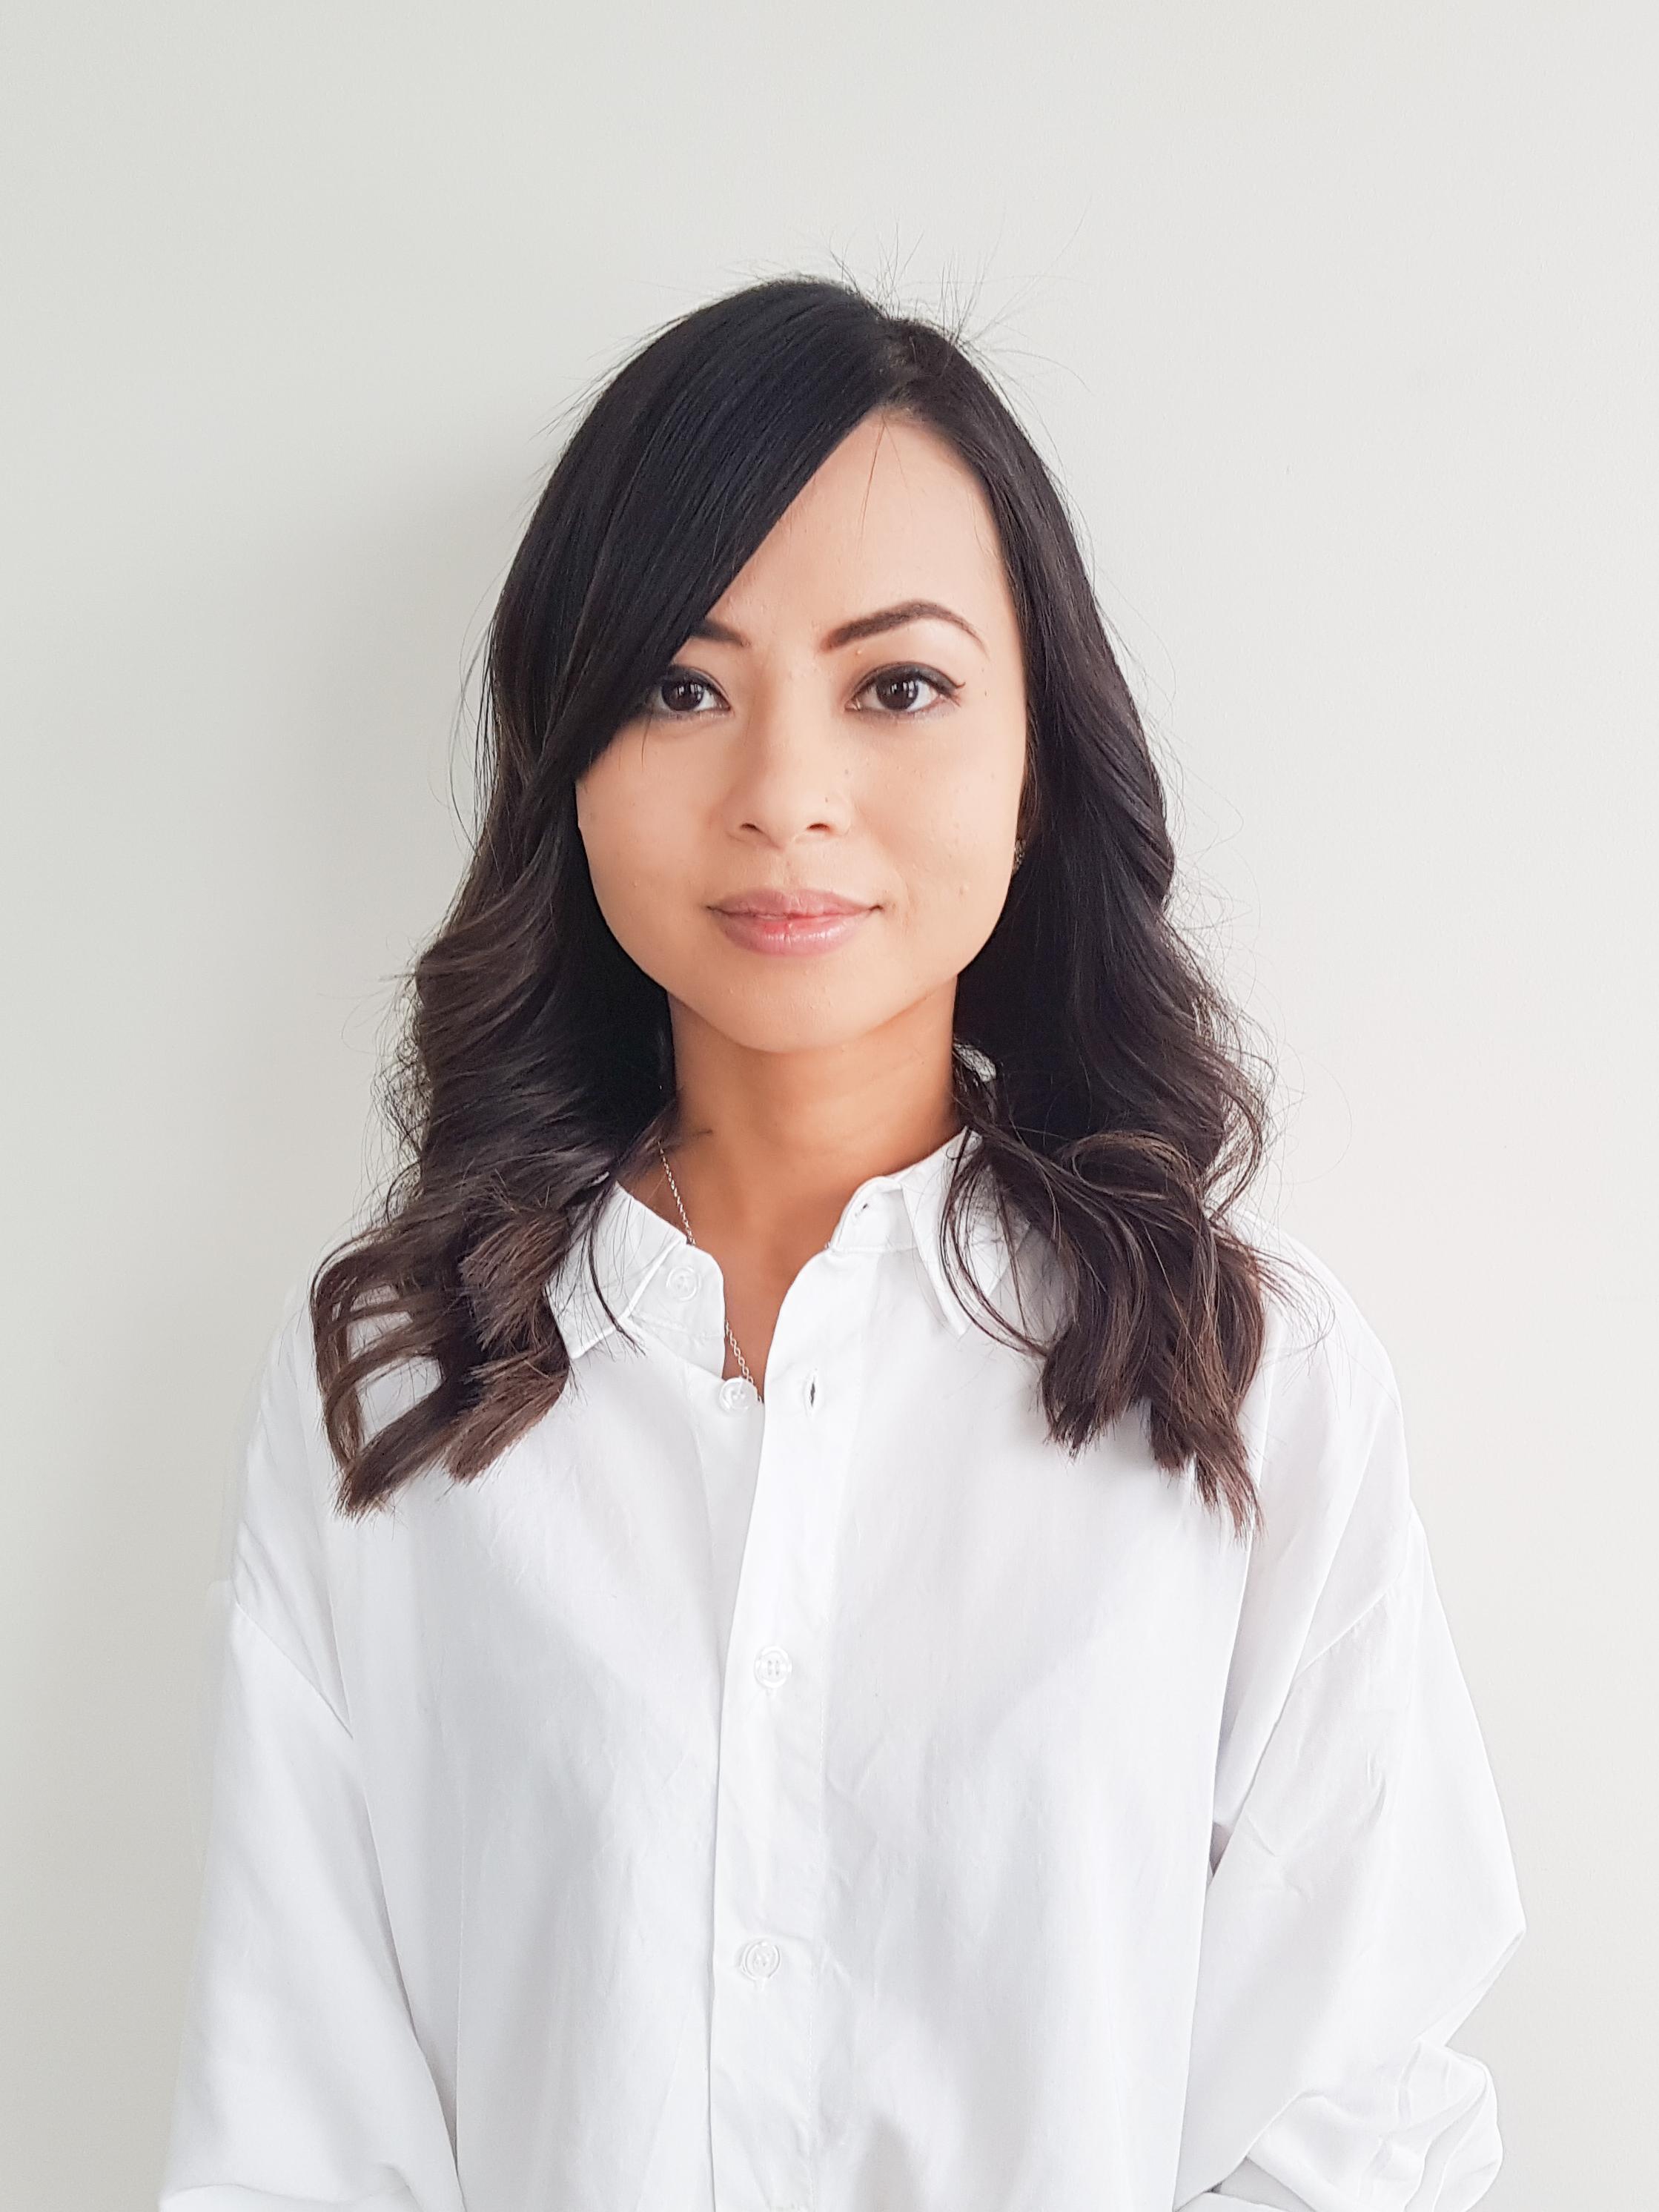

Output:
xmin=653 ymin=1134 xmax=758 ymax=1394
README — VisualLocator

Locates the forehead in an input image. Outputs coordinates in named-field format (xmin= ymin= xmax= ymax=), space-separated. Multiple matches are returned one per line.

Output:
xmin=710 ymin=411 xmax=1013 ymax=632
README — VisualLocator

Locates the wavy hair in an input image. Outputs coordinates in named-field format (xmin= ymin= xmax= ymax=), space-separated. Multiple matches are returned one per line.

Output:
xmin=311 ymin=274 xmax=1307 ymax=1537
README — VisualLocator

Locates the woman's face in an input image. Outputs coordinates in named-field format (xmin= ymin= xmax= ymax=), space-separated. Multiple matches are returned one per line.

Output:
xmin=574 ymin=408 xmax=1029 ymax=1057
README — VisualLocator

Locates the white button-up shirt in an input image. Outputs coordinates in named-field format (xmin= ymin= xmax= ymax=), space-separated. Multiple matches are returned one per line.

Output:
xmin=159 ymin=1127 xmax=1525 ymax=2212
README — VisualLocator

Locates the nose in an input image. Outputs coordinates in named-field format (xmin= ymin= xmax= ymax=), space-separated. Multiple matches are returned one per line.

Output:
xmin=723 ymin=675 xmax=856 ymax=849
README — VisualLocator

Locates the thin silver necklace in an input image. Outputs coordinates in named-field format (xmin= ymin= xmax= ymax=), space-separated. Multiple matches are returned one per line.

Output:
xmin=653 ymin=1134 xmax=758 ymax=1395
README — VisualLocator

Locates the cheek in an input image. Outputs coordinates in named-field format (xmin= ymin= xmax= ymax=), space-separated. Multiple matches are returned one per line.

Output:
xmin=576 ymin=760 xmax=687 ymax=943
xmin=884 ymin=766 xmax=1015 ymax=893
xmin=876 ymin=819 xmax=1014 ymax=981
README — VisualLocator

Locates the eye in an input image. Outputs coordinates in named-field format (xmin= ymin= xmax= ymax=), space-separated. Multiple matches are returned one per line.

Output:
xmin=855 ymin=664 xmax=960 ymax=716
xmin=639 ymin=668 xmax=726 ymax=718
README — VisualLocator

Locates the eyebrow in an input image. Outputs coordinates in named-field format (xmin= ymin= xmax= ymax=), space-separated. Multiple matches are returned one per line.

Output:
xmin=688 ymin=598 xmax=986 ymax=654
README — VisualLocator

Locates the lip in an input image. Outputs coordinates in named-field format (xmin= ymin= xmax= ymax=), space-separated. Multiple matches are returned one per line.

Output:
xmin=712 ymin=888 xmax=872 ymax=918
xmin=710 ymin=889 xmax=876 ymax=957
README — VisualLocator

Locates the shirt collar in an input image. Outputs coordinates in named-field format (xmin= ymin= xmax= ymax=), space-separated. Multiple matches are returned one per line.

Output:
xmin=544 ymin=1124 xmax=1020 ymax=1360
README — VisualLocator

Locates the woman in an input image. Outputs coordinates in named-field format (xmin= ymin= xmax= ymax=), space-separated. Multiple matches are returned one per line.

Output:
xmin=160 ymin=276 xmax=1524 ymax=2212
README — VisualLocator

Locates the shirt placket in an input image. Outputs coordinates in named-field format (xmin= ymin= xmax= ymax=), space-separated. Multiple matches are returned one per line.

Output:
xmin=706 ymin=1248 xmax=865 ymax=2212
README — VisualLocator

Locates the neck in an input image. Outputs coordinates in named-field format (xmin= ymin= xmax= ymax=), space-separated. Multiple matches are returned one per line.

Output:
xmin=625 ymin=989 xmax=963 ymax=1264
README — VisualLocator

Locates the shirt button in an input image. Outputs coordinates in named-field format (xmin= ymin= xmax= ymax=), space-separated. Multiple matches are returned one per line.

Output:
xmin=738 ymin=1937 xmax=780 ymax=1981
xmin=666 ymin=1262 xmax=698 ymax=1299
xmin=718 ymin=1376 xmax=749 ymax=1411
xmin=801 ymin=1371 xmax=820 ymax=1414
xmin=754 ymin=1644 xmax=792 ymax=1689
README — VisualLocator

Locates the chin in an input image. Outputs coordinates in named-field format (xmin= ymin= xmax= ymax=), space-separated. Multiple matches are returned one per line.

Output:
xmin=686 ymin=996 xmax=899 ymax=1056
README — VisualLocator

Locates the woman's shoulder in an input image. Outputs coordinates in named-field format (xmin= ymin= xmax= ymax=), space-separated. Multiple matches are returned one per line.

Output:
xmin=1220 ymin=1199 xmax=1421 ymax=1661
xmin=224 ymin=1245 xmax=437 ymax=1658
xmin=262 ymin=1239 xmax=448 ymax=1463
xmin=211 ymin=1269 xmax=348 ymax=1711
xmin=1225 ymin=1197 xmax=1404 ymax=1422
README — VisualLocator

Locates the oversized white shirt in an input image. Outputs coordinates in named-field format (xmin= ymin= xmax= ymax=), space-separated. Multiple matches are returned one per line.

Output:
xmin=159 ymin=1125 xmax=1525 ymax=2212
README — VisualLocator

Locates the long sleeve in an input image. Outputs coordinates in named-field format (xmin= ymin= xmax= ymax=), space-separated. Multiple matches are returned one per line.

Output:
xmin=158 ymin=1298 xmax=466 ymax=2212
xmin=1173 ymin=1314 xmax=1526 ymax=2211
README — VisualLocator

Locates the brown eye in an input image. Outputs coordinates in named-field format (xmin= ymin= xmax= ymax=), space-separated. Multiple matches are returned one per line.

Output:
xmin=643 ymin=670 xmax=722 ymax=718
xmin=857 ymin=665 xmax=958 ymax=715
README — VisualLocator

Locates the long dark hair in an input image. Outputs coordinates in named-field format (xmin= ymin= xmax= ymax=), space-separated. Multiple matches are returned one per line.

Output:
xmin=311 ymin=274 xmax=1308 ymax=1537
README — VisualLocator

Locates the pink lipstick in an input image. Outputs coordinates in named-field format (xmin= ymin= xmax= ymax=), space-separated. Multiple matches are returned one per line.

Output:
xmin=709 ymin=887 xmax=876 ymax=957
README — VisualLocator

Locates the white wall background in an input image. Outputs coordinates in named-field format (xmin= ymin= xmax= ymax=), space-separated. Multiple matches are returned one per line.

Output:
xmin=3 ymin=4 xmax=1653 ymax=2205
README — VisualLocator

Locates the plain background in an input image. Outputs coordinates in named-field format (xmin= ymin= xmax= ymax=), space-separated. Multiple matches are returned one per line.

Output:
xmin=3 ymin=4 xmax=1653 ymax=2205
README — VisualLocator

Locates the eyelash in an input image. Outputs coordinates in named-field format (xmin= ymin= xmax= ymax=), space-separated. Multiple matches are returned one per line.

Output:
xmin=637 ymin=662 xmax=961 ymax=721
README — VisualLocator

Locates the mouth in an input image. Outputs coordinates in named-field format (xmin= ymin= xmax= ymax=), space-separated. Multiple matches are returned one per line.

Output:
xmin=712 ymin=888 xmax=873 ymax=918
xmin=709 ymin=890 xmax=877 ymax=956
